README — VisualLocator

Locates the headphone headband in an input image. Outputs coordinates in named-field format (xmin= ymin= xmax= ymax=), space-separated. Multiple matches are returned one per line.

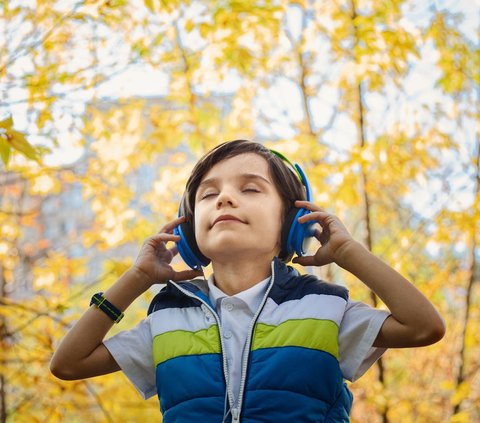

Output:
xmin=269 ymin=148 xmax=312 ymax=203
xmin=269 ymin=149 xmax=303 ymax=181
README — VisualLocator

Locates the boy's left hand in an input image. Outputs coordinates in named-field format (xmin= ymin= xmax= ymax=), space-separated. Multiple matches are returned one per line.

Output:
xmin=292 ymin=200 xmax=355 ymax=267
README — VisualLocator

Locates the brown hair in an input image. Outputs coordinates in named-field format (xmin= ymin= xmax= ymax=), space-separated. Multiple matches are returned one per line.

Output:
xmin=181 ymin=139 xmax=307 ymax=223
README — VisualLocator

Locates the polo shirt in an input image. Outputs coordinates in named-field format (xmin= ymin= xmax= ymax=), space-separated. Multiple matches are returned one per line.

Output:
xmin=207 ymin=275 xmax=270 ymax=402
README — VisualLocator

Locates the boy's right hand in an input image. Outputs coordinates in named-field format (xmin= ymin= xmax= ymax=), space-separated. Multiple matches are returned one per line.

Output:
xmin=132 ymin=216 xmax=203 ymax=287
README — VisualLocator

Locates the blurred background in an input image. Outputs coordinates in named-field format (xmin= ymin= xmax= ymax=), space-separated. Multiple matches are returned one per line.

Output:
xmin=0 ymin=0 xmax=478 ymax=421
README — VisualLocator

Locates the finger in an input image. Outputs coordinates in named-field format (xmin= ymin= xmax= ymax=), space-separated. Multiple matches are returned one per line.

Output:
xmin=313 ymin=226 xmax=330 ymax=245
xmin=157 ymin=245 xmax=179 ymax=264
xmin=313 ymin=227 xmax=323 ymax=241
xmin=148 ymin=234 xmax=181 ymax=249
xmin=292 ymin=255 xmax=316 ymax=266
xmin=294 ymin=200 xmax=325 ymax=212
xmin=293 ymin=247 xmax=333 ymax=267
xmin=159 ymin=216 xmax=187 ymax=234
xmin=168 ymin=245 xmax=179 ymax=257
xmin=297 ymin=211 xmax=330 ymax=224
xmin=151 ymin=233 xmax=181 ymax=242
xmin=171 ymin=269 xmax=204 ymax=281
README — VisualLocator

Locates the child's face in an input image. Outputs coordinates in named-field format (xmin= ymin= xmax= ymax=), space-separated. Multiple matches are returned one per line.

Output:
xmin=194 ymin=153 xmax=284 ymax=263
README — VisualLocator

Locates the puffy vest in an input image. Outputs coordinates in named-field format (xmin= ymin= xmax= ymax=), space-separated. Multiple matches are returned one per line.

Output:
xmin=148 ymin=258 xmax=353 ymax=422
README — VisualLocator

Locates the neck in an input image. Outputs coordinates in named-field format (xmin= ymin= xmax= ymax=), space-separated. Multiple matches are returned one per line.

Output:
xmin=211 ymin=256 xmax=273 ymax=296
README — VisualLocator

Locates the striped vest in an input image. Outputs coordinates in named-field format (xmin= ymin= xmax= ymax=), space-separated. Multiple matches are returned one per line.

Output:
xmin=148 ymin=258 xmax=353 ymax=422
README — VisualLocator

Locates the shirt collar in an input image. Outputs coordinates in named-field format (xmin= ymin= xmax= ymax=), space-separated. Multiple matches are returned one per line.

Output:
xmin=207 ymin=275 xmax=271 ymax=314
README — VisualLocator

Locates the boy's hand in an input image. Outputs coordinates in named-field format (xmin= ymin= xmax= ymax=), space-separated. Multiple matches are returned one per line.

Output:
xmin=292 ymin=200 xmax=355 ymax=267
xmin=133 ymin=216 xmax=203 ymax=286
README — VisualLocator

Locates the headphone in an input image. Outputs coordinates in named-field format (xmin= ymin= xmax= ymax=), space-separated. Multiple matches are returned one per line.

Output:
xmin=173 ymin=150 xmax=315 ymax=270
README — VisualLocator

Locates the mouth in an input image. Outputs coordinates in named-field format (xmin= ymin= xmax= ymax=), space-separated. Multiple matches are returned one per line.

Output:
xmin=212 ymin=215 xmax=246 ymax=227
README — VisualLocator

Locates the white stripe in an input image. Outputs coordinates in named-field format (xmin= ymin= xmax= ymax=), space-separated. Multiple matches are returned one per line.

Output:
xmin=257 ymin=294 xmax=347 ymax=326
xmin=149 ymin=304 xmax=215 ymax=336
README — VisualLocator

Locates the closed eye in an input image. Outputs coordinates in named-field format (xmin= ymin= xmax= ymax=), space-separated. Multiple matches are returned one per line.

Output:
xmin=199 ymin=187 xmax=260 ymax=200
xmin=201 ymin=192 xmax=218 ymax=199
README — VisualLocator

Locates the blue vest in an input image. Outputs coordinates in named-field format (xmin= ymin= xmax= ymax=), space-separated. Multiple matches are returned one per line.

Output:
xmin=148 ymin=258 xmax=353 ymax=422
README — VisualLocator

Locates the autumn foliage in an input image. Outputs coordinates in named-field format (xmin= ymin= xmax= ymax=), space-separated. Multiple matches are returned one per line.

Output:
xmin=1 ymin=1 xmax=478 ymax=422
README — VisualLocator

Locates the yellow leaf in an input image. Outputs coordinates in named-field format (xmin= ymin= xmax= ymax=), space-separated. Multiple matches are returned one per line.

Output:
xmin=185 ymin=19 xmax=195 ymax=33
xmin=144 ymin=0 xmax=155 ymax=12
xmin=451 ymin=381 xmax=471 ymax=406
xmin=451 ymin=411 xmax=471 ymax=423
xmin=0 ymin=137 xmax=11 ymax=165
xmin=440 ymin=380 xmax=455 ymax=391
xmin=0 ymin=116 xmax=14 ymax=130
xmin=8 ymin=129 xmax=40 ymax=161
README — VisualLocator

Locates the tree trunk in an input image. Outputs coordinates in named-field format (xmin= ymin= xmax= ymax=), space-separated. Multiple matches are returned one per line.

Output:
xmin=0 ymin=265 xmax=7 ymax=423
xmin=350 ymin=1 xmax=389 ymax=416
xmin=452 ymin=134 xmax=479 ymax=417
xmin=355 ymin=74 xmax=389 ymax=423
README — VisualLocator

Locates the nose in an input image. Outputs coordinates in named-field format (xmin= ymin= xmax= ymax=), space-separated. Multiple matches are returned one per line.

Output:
xmin=216 ymin=189 xmax=237 ymax=209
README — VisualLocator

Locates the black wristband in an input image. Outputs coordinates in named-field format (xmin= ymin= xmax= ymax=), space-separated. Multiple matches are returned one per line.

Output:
xmin=90 ymin=292 xmax=124 ymax=323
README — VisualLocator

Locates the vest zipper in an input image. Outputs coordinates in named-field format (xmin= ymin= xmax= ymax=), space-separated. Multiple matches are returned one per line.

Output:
xmin=170 ymin=282 xmax=236 ymax=417
xmin=233 ymin=261 xmax=277 ymax=422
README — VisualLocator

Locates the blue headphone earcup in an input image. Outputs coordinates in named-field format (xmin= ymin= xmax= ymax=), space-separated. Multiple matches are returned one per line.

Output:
xmin=288 ymin=207 xmax=315 ymax=257
xmin=173 ymin=219 xmax=210 ymax=270
xmin=280 ymin=206 xmax=315 ymax=262
xmin=279 ymin=207 xmax=297 ymax=261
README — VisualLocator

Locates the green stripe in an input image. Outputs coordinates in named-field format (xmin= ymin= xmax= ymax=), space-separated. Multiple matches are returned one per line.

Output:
xmin=252 ymin=319 xmax=339 ymax=359
xmin=153 ymin=325 xmax=221 ymax=366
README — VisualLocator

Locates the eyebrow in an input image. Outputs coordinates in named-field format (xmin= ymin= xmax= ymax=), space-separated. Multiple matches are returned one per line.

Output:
xmin=198 ymin=173 xmax=272 ymax=189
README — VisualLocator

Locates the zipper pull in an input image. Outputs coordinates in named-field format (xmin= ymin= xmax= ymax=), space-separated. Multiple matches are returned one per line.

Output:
xmin=231 ymin=407 xmax=240 ymax=422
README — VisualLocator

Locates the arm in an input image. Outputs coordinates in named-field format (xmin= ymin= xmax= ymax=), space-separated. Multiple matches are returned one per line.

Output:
xmin=334 ymin=240 xmax=445 ymax=348
xmin=292 ymin=201 xmax=446 ymax=349
xmin=49 ymin=268 xmax=149 ymax=380
xmin=50 ymin=217 xmax=203 ymax=380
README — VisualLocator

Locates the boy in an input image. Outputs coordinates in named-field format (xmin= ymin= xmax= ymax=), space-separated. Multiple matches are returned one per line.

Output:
xmin=50 ymin=140 xmax=445 ymax=422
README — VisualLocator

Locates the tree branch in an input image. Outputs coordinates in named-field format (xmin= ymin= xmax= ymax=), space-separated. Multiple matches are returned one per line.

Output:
xmin=0 ymin=1 xmax=85 ymax=73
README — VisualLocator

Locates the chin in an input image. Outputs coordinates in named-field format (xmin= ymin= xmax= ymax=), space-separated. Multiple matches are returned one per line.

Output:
xmin=203 ymin=245 xmax=277 ymax=262
xmin=199 ymin=233 xmax=279 ymax=259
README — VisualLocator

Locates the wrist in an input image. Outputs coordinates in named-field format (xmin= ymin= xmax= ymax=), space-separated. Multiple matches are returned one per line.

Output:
xmin=90 ymin=293 xmax=124 ymax=323
xmin=128 ymin=266 xmax=156 ymax=290
xmin=334 ymin=239 xmax=366 ymax=269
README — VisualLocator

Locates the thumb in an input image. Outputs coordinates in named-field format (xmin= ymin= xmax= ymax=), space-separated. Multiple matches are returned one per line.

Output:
xmin=292 ymin=255 xmax=316 ymax=266
xmin=312 ymin=246 xmax=334 ymax=266
xmin=171 ymin=269 xmax=204 ymax=282
xmin=292 ymin=247 xmax=333 ymax=267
